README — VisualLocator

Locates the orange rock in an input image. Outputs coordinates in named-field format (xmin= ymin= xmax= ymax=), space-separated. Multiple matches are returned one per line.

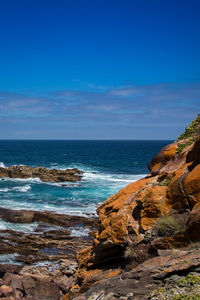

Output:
xmin=138 ymin=185 xmax=168 ymax=231
xmin=76 ymin=268 xmax=120 ymax=294
xmin=186 ymin=203 xmax=200 ymax=241
xmin=167 ymin=163 xmax=200 ymax=210
xmin=148 ymin=141 xmax=196 ymax=177
xmin=62 ymin=284 xmax=80 ymax=300
xmin=184 ymin=164 xmax=200 ymax=202
xmin=148 ymin=143 xmax=178 ymax=175
xmin=0 ymin=285 xmax=13 ymax=297
xmin=90 ymin=176 xmax=172 ymax=261
xmin=72 ymin=123 xmax=200 ymax=298
xmin=94 ymin=177 xmax=153 ymax=250
xmin=105 ymin=269 xmax=120 ymax=278
xmin=166 ymin=166 xmax=189 ymax=210
xmin=76 ymin=246 xmax=93 ymax=268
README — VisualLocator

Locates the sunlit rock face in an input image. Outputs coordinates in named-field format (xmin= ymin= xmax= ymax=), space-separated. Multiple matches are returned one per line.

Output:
xmin=64 ymin=115 xmax=200 ymax=299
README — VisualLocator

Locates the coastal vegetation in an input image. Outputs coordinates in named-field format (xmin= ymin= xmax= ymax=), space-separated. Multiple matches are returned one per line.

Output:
xmin=176 ymin=114 xmax=200 ymax=154
xmin=152 ymin=215 xmax=183 ymax=236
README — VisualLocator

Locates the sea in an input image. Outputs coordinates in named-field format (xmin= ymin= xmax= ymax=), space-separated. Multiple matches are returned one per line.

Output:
xmin=0 ymin=140 xmax=172 ymax=233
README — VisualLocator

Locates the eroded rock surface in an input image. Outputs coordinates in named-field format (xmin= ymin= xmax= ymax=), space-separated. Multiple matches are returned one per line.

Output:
xmin=64 ymin=114 xmax=200 ymax=299
xmin=0 ymin=260 xmax=78 ymax=299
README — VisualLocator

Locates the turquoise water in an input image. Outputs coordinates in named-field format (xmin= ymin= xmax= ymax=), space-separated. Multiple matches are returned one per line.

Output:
xmin=0 ymin=140 xmax=171 ymax=217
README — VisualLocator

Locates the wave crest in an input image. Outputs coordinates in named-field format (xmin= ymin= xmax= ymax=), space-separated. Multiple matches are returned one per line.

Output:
xmin=0 ymin=185 xmax=31 ymax=193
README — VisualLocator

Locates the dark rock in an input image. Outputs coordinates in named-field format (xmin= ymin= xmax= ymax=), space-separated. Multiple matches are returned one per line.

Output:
xmin=0 ymin=264 xmax=22 ymax=277
xmin=0 ymin=165 xmax=83 ymax=182
xmin=0 ymin=207 xmax=34 ymax=223
xmin=186 ymin=137 xmax=200 ymax=164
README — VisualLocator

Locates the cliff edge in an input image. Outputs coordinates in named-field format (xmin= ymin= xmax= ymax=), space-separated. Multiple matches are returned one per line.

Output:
xmin=64 ymin=114 xmax=200 ymax=300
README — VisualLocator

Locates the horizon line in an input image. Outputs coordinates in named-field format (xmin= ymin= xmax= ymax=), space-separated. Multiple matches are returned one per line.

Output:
xmin=0 ymin=138 xmax=174 ymax=141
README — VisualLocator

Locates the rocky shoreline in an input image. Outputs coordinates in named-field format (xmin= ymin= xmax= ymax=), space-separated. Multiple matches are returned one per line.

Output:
xmin=0 ymin=165 xmax=83 ymax=182
xmin=0 ymin=208 xmax=98 ymax=299
xmin=1 ymin=115 xmax=200 ymax=299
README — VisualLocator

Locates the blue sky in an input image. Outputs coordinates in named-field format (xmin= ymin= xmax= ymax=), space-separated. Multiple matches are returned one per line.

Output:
xmin=0 ymin=0 xmax=200 ymax=139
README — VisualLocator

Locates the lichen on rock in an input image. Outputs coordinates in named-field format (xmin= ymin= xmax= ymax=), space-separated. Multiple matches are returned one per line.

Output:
xmin=63 ymin=114 xmax=200 ymax=299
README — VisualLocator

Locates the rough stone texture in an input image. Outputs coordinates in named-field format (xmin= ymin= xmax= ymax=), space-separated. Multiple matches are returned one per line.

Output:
xmin=64 ymin=117 xmax=200 ymax=299
xmin=148 ymin=143 xmax=178 ymax=175
xmin=184 ymin=163 xmax=200 ymax=202
xmin=185 ymin=203 xmax=200 ymax=241
xmin=0 ymin=219 xmax=97 ymax=265
xmin=134 ymin=184 xmax=168 ymax=231
xmin=0 ymin=206 xmax=97 ymax=227
xmin=22 ymin=274 xmax=60 ymax=300
xmin=0 ymin=259 xmax=80 ymax=300
xmin=186 ymin=137 xmax=200 ymax=164
xmin=94 ymin=177 xmax=152 ymax=252
xmin=0 ymin=165 xmax=83 ymax=182
xmin=73 ymin=249 xmax=200 ymax=300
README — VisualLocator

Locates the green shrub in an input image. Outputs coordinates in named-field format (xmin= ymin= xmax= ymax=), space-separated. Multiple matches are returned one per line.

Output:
xmin=153 ymin=215 xmax=183 ymax=236
xmin=177 ymin=114 xmax=200 ymax=142
xmin=177 ymin=138 xmax=196 ymax=154
xmin=159 ymin=177 xmax=173 ymax=186
xmin=151 ymin=274 xmax=200 ymax=299
xmin=173 ymin=293 xmax=200 ymax=300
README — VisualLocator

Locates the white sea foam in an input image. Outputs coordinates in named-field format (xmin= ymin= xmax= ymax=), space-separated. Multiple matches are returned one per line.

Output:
xmin=0 ymin=177 xmax=42 ymax=183
xmin=49 ymin=162 xmax=146 ymax=183
xmin=70 ymin=227 xmax=90 ymax=237
xmin=0 ymin=222 xmax=6 ymax=230
xmin=0 ymin=162 xmax=6 ymax=168
xmin=47 ymin=181 xmax=81 ymax=188
xmin=0 ymin=188 xmax=9 ymax=192
xmin=83 ymin=171 xmax=146 ymax=184
xmin=0 ymin=185 xmax=31 ymax=193
xmin=48 ymin=163 xmax=147 ymax=189
xmin=0 ymin=219 xmax=38 ymax=233
xmin=0 ymin=253 xmax=21 ymax=264
xmin=12 ymin=185 xmax=31 ymax=192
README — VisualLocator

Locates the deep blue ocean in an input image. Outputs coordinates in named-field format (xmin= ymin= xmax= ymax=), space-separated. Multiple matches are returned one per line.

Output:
xmin=0 ymin=140 xmax=171 ymax=231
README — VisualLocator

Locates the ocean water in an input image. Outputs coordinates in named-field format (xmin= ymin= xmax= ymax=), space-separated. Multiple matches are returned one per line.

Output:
xmin=0 ymin=140 xmax=172 ymax=218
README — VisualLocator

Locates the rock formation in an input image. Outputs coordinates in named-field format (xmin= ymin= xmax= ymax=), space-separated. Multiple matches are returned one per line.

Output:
xmin=64 ymin=114 xmax=200 ymax=299
xmin=0 ymin=165 xmax=83 ymax=182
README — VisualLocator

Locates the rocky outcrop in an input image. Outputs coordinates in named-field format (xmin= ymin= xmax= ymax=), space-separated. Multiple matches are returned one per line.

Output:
xmin=0 ymin=165 xmax=83 ymax=182
xmin=0 ymin=208 xmax=98 ymax=299
xmin=0 ymin=207 xmax=98 ymax=264
xmin=0 ymin=207 xmax=97 ymax=227
xmin=64 ymin=114 xmax=200 ymax=299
